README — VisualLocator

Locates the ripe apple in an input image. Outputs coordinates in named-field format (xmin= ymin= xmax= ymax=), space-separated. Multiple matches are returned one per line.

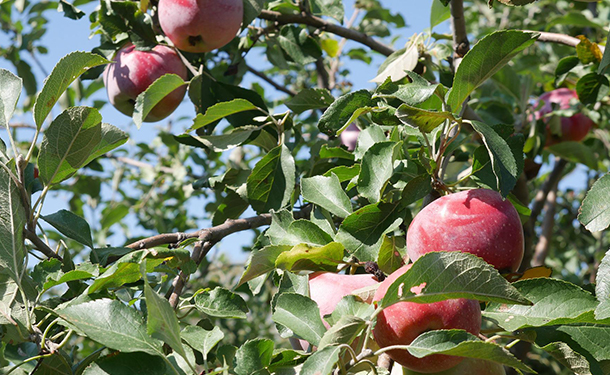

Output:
xmin=340 ymin=123 xmax=360 ymax=151
xmin=103 ymin=44 xmax=188 ymax=122
xmin=535 ymin=88 xmax=594 ymax=145
xmin=373 ymin=264 xmax=482 ymax=373
xmin=400 ymin=357 xmax=506 ymax=375
xmin=290 ymin=272 xmax=378 ymax=351
xmin=406 ymin=189 xmax=524 ymax=272
xmin=158 ymin=0 xmax=243 ymax=53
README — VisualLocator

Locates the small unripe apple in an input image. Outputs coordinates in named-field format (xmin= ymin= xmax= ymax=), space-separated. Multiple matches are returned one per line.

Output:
xmin=340 ymin=123 xmax=360 ymax=151
xmin=103 ymin=44 xmax=188 ymax=122
xmin=158 ymin=0 xmax=243 ymax=53
xmin=373 ymin=264 xmax=481 ymax=373
xmin=535 ymin=88 xmax=594 ymax=145
xmin=401 ymin=357 xmax=506 ymax=375
xmin=406 ymin=189 xmax=524 ymax=272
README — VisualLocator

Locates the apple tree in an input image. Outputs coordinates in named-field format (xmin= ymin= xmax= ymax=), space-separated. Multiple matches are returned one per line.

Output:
xmin=1 ymin=0 xmax=610 ymax=374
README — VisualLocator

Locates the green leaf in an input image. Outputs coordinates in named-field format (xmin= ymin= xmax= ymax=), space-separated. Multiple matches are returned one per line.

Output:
xmin=302 ymin=174 xmax=352 ymax=218
xmin=275 ymin=242 xmax=345 ymax=272
xmin=310 ymin=0 xmax=344 ymax=22
xmin=272 ymin=293 xmax=327 ymax=346
xmin=406 ymin=330 xmax=533 ymax=372
xmin=576 ymin=73 xmax=610 ymax=105
xmin=375 ymin=72 xmax=442 ymax=106
xmin=38 ymin=106 xmax=102 ymax=184
xmin=354 ymin=125 xmax=386 ymax=160
xmin=318 ymin=315 xmax=366 ymax=349
xmin=247 ymin=144 xmax=296 ymax=214
xmin=181 ymin=325 xmax=224 ymax=360
xmin=58 ymin=0 xmax=85 ymax=20
xmin=326 ymin=295 xmax=376 ymax=327
xmin=278 ymin=25 xmax=323 ymax=65
xmin=548 ymin=141 xmax=597 ymax=170
xmin=242 ymin=0 xmax=265 ymax=30
xmin=396 ymin=104 xmax=453 ymax=133
xmin=430 ymin=0 xmax=451 ymax=29
xmin=539 ymin=341 xmax=599 ymax=375
xmin=484 ymin=278 xmax=602 ymax=331
xmin=323 ymin=165 xmax=360 ymax=182
xmin=82 ymin=352 xmax=166 ymax=375
xmin=88 ymin=248 xmax=191 ymax=293
xmin=470 ymin=120 xmax=518 ymax=197
xmin=42 ymin=209 xmax=93 ymax=248
xmin=380 ymin=252 xmax=531 ymax=308
xmin=42 ymin=262 xmax=99 ymax=291
xmin=599 ymin=29 xmax=610 ymax=75
xmin=319 ymin=145 xmax=355 ymax=160
xmin=358 ymin=141 xmax=401 ymax=203
xmin=54 ymin=299 xmax=164 ymax=356
xmin=133 ymin=73 xmax=187 ymax=128
xmin=0 ymin=69 xmax=22 ymax=129
xmin=318 ymin=90 xmax=373 ymax=136
xmin=194 ymin=287 xmax=249 ymax=319
xmin=142 ymin=262 xmax=186 ymax=359
xmin=336 ymin=202 xmax=405 ymax=262
xmin=447 ymin=30 xmax=538 ymax=112
xmin=286 ymin=88 xmax=334 ymax=114
xmin=34 ymin=51 xmax=109 ymax=129
xmin=400 ymin=174 xmax=432 ymax=207
xmin=187 ymin=99 xmax=262 ymax=132
xmin=555 ymin=56 xmax=580 ymax=78
xmin=300 ymin=345 xmax=341 ymax=375
xmin=0 ymin=165 xmax=26 ymax=281
xmin=234 ymin=339 xmax=274 ymax=375
xmin=595 ymin=251 xmax=610 ymax=320
xmin=377 ymin=235 xmax=407 ymax=275
xmin=186 ymin=125 xmax=262 ymax=152
xmin=530 ymin=325 xmax=610 ymax=363
xmin=238 ymin=245 xmax=291 ymax=286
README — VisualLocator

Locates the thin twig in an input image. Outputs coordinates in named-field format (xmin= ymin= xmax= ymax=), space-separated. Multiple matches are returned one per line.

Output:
xmin=246 ymin=65 xmax=297 ymax=96
xmin=328 ymin=8 xmax=361 ymax=90
xmin=531 ymin=31 xmax=605 ymax=53
xmin=531 ymin=184 xmax=557 ymax=267
xmin=168 ymin=240 xmax=216 ymax=309
xmin=258 ymin=10 xmax=394 ymax=56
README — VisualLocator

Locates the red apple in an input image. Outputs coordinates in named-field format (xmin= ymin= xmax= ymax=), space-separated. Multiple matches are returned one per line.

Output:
xmin=340 ymin=123 xmax=360 ymax=151
xmin=103 ymin=44 xmax=187 ymax=122
xmin=535 ymin=88 xmax=594 ymax=145
xmin=291 ymin=272 xmax=378 ymax=351
xmin=400 ymin=357 xmax=506 ymax=375
xmin=406 ymin=189 xmax=524 ymax=272
xmin=158 ymin=0 xmax=243 ymax=53
xmin=373 ymin=264 xmax=482 ymax=373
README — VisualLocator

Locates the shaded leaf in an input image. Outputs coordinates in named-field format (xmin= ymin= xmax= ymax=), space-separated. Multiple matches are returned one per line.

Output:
xmin=0 ymin=166 xmax=26 ymax=281
xmin=42 ymin=209 xmax=93 ymax=248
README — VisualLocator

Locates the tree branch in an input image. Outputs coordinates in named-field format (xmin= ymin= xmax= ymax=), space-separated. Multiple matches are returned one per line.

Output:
xmin=246 ymin=65 xmax=297 ymax=96
xmin=24 ymin=229 xmax=63 ymax=261
xmin=520 ymin=158 xmax=567 ymax=271
xmin=450 ymin=0 xmax=470 ymax=70
xmin=531 ymin=184 xmax=557 ymax=267
xmin=532 ymin=31 xmax=606 ymax=53
xmin=258 ymin=10 xmax=394 ymax=57
xmin=127 ymin=208 xmax=311 ymax=250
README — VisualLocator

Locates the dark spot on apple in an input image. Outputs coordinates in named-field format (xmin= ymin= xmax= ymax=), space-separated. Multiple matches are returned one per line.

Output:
xmin=188 ymin=35 xmax=203 ymax=46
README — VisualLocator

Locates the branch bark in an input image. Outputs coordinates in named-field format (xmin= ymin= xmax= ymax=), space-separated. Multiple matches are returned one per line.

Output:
xmin=531 ymin=184 xmax=557 ymax=267
xmin=532 ymin=31 xmax=605 ymax=53
xmin=450 ymin=0 xmax=470 ymax=70
xmin=24 ymin=229 xmax=62 ymax=261
xmin=258 ymin=10 xmax=394 ymax=57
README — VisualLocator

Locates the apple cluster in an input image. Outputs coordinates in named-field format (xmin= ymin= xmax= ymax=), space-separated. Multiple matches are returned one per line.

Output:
xmin=306 ymin=189 xmax=523 ymax=373
xmin=103 ymin=0 xmax=243 ymax=122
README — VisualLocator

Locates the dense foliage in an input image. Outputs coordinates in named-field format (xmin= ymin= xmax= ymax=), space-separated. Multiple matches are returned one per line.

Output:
xmin=2 ymin=0 xmax=610 ymax=374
